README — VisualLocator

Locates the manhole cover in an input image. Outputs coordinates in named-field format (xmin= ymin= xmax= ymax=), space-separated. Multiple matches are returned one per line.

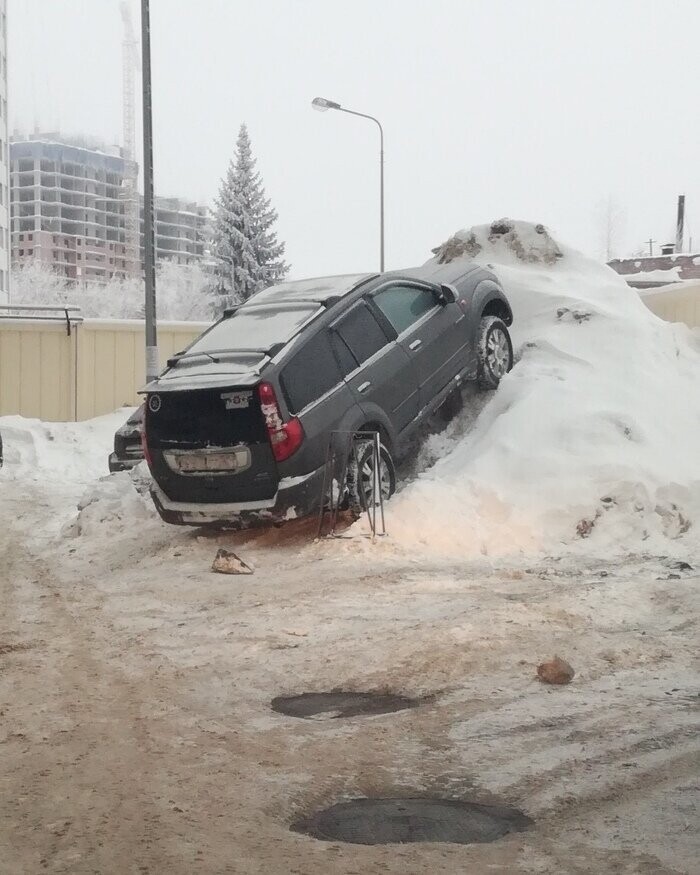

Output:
xmin=291 ymin=797 xmax=533 ymax=845
xmin=271 ymin=691 xmax=429 ymax=719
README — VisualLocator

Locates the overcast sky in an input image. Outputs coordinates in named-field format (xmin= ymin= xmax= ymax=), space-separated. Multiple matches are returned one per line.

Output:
xmin=8 ymin=0 xmax=700 ymax=278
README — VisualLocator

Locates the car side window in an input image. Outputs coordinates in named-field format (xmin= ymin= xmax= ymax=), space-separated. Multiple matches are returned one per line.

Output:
xmin=373 ymin=285 xmax=438 ymax=335
xmin=280 ymin=330 xmax=342 ymax=413
xmin=333 ymin=303 xmax=390 ymax=369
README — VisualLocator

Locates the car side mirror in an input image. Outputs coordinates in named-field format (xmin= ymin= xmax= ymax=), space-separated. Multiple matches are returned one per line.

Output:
xmin=438 ymin=284 xmax=457 ymax=305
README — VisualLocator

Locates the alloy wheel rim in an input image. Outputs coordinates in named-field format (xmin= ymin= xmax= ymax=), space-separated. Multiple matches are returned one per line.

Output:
xmin=360 ymin=457 xmax=391 ymax=502
xmin=487 ymin=328 xmax=510 ymax=377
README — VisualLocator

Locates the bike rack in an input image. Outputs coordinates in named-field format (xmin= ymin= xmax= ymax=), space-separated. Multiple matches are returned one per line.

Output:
xmin=316 ymin=430 xmax=387 ymax=540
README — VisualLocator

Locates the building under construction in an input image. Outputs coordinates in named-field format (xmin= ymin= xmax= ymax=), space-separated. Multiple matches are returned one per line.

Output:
xmin=10 ymin=133 xmax=210 ymax=282
xmin=0 ymin=0 xmax=9 ymax=301
xmin=10 ymin=134 xmax=133 ymax=282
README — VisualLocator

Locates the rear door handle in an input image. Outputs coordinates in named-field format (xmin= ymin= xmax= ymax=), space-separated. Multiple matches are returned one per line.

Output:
xmin=409 ymin=339 xmax=422 ymax=350
xmin=357 ymin=381 xmax=371 ymax=393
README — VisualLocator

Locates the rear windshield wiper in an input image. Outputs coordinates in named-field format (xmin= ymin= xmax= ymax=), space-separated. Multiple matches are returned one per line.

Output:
xmin=167 ymin=350 xmax=220 ymax=367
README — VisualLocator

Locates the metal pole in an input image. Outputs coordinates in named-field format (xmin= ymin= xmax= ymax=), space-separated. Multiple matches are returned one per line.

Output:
xmin=379 ymin=128 xmax=384 ymax=272
xmin=141 ymin=0 xmax=158 ymax=382
xmin=334 ymin=107 xmax=385 ymax=272
xmin=676 ymin=194 xmax=685 ymax=255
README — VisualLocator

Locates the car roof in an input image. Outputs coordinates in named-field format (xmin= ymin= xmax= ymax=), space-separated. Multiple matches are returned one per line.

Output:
xmin=381 ymin=261 xmax=483 ymax=286
xmin=247 ymin=273 xmax=377 ymax=306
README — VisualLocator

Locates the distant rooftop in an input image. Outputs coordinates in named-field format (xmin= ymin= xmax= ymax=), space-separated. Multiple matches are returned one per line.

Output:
xmin=10 ymin=131 xmax=125 ymax=159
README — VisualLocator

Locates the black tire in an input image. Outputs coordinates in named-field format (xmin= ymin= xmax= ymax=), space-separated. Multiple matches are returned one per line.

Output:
xmin=477 ymin=316 xmax=513 ymax=390
xmin=347 ymin=439 xmax=396 ymax=512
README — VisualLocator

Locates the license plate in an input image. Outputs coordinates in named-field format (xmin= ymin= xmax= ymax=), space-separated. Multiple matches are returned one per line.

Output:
xmin=165 ymin=447 xmax=251 ymax=474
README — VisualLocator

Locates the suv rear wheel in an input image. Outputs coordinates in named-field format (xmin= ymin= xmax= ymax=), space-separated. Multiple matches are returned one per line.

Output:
xmin=477 ymin=316 xmax=513 ymax=390
xmin=347 ymin=438 xmax=396 ymax=512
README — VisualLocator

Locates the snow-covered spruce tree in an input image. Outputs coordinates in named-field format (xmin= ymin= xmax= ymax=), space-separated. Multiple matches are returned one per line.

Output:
xmin=210 ymin=124 xmax=288 ymax=305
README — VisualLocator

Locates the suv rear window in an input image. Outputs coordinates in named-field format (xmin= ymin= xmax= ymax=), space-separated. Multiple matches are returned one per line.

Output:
xmin=332 ymin=303 xmax=389 ymax=369
xmin=281 ymin=330 xmax=342 ymax=413
xmin=187 ymin=304 xmax=318 ymax=355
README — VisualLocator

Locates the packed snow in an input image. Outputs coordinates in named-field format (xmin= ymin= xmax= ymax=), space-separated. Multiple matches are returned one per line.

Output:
xmin=3 ymin=219 xmax=699 ymax=567
xmin=382 ymin=220 xmax=700 ymax=561
xmin=1 ymin=224 xmax=699 ymax=874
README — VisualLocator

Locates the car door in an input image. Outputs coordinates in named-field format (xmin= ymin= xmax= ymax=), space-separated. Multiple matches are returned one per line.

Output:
xmin=370 ymin=282 xmax=467 ymax=409
xmin=330 ymin=300 xmax=420 ymax=436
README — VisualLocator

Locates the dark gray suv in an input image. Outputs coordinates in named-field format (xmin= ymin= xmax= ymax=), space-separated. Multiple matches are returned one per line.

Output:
xmin=143 ymin=262 xmax=513 ymax=526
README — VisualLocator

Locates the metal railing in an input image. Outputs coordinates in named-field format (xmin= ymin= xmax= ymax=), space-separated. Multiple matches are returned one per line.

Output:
xmin=0 ymin=304 xmax=83 ymax=336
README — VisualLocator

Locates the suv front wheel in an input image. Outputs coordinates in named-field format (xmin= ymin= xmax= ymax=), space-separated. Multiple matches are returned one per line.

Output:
xmin=477 ymin=316 xmax=513 ymax=390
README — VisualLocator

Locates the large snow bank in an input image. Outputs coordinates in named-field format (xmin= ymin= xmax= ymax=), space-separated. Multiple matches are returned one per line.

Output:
xmin=386 ymin=220 xmax=700 ymax=559
xmin=0 ymin=409 xmax=132 ymax=486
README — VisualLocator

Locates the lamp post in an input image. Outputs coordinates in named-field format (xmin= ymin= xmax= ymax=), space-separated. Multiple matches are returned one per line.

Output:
xmin=141 ymin=0 xmax=158 ymax=382
xmin=312 ymin=97 xmax=385 ymax=272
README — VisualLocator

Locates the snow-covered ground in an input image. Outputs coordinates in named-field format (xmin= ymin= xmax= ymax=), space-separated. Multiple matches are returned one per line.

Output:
xmin=1 ymin=222 xmax=698 ymax=873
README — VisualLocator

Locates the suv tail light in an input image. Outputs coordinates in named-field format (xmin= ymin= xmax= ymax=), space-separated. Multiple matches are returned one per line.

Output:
xmin=258 ymin=381 xmax=304 ymax=462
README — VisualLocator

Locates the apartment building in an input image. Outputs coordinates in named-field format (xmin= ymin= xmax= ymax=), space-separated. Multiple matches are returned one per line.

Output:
xmin=10 ymin=134 xmax=132 ymax=282
xmin=141 ymin=196 xmax=210 ymax=266
xmin=10 ymin=134 xmax=211 ymax=283
xmin=0 ymin=1 xmax=9 ymax=302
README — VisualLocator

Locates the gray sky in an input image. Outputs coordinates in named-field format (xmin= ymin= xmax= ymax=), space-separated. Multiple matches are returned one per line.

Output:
xmin=9 ymin=0 xmax=700 ymax=278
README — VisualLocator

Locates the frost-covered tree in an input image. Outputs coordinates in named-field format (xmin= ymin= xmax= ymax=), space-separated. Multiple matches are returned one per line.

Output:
xmin=10 ymin=260 xmax=216 ymax=321
xmin=210 ymin=124 xmax=288 ymax=305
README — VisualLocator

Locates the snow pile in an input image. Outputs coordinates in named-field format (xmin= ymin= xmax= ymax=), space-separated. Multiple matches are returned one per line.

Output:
xmin=386 ymin=219 xmax=700 ymax=559
xmin=0 ymin=410 xmax=131 ymax=486
xmin=63 ymin=467 xmax=155 ymax=539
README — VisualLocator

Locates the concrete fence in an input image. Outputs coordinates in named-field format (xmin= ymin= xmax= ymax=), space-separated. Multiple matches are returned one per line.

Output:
xmin=641 ymin=282 xmax=700 ymax=329
xmin=0 ymin=309 xmax=209 ymax=421
xmin=1 ymin=286 xmax=697 ymax=424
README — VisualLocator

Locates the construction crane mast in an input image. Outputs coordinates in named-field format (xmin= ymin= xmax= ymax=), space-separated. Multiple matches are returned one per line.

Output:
xmin=120 ymin=1 xmax=142 ymax=277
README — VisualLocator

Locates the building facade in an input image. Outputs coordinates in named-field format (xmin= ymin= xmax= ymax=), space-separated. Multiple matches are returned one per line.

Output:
xmin=0 ymin=1 xmax=9 ymax=302
xmin=10 ymin=134 xmax=210 ymax=283
xmin=10 ymin=135 xmax=132 ymax=282
xmin=140 ymin=196 xmax=210 ymax=267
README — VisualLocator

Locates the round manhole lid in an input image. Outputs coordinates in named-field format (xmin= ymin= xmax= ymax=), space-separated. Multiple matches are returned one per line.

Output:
xmin=271 ymin=691 xmax=430 ymax=719
xmin=292 ymin=797 xmax=533 ymax=845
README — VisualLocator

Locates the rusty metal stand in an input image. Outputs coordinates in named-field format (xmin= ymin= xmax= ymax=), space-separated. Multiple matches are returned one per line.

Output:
xmin=316 ymin=431 xmax=387 ymax=540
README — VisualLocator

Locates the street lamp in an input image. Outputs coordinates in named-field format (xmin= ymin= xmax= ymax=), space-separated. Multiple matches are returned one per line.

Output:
xmin=312 ymin=96 xmax=385 ymax=271
xmin=141 ymin=0 xmax=158 ymax=382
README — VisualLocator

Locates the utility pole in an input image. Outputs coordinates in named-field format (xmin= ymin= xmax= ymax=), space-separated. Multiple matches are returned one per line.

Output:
xmin=676 ymin=194 xmax=685 ymax=254
xmin=646 ymin=238 xmax=655 ymax=256
xmin=141 ymin=0 xmax=158 ymax=382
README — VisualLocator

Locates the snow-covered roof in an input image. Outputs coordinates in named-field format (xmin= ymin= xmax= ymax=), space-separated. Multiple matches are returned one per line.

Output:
xmin=384 ymin=261 xmax=483 ymax=285
xmin=249 ymin=273 xmax=376 ymax=305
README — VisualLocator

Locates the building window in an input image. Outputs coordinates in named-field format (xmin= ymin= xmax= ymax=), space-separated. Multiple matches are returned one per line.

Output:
xmin=19 ymin=249 xmax=24 ymax=256
xmin=28 ymin=233 xmax=33 ymax=242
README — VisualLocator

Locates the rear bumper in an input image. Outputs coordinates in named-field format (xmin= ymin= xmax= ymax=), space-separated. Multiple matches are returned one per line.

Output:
xmin=149 ymin=464 xmax=326 ymax=527
xmin=108 ymin=452 xmax=142 ymax=473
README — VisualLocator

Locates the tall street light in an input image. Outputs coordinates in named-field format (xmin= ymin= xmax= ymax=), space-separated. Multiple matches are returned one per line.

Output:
xmin=312 ymin=97 xmax=385 ymax=272
xmin=141 ymin=0 xmax=158 ymax=382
